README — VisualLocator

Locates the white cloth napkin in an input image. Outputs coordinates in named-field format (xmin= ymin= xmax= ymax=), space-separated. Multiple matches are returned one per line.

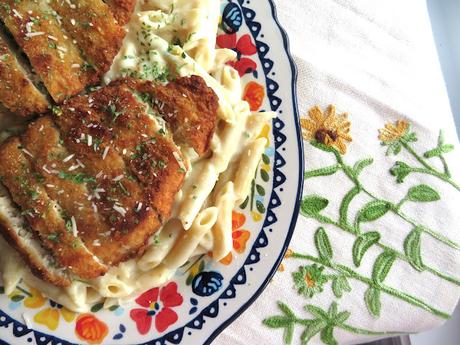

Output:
xmin=215 ymin=0 xmax=460 ymax=344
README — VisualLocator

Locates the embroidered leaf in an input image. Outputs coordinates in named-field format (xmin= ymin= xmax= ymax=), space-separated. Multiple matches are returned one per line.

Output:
xmin=305 ymin=305 xmax=328 ymax=321
xmin=301 ymin=195 xmax=329 ymax=217
xmin=263 ymin=316 xmax=292 ymax=328
xmin=320 ymin=326 xmax=338 ymax=345
xmin=315 ymin=227 xmax=333 ymax=262
xmin=334 ymin=311 xmax=351 ymax=325
xmin=278 ymin=301 xmax=296 ymax=319
xmin=327 ymin=302 xmax=338 ymax=319
xmin=300 ymin=319 xmax=326 ymax=345
xmin=372 ymin=250 xmax=397 ymax=284
xmin=339 ymin=187 xmax=360 ymax=227
xmin=356 ymin=200 xmax=391 ymax=225
xmin=352 ymin=231 xmax=381 ymax=267
xmin=404 ymin=228 xmax=425 ymax=271
xmin=263 ymin=302 xmax=296 ymax=344
xmin=304 ymin=165 xmax=340 ymax=179
xmin=285 ymin=323 xmax=295 ymax=345
xmin=364 ymin=287 xmax=381 ymax=317
xmin=353 ymin=158 xmax=374 ymax=176
xmin=406 ymin=185 xmax=440 ymax=203
xmin=390 ymin=161 xmax=412 ymax=183
xmin=424 ymin=146 xmax=454 ymax=158
xmin=331 ymin=276 xmax=352 ymax=298
xmin=424 ymin=130 xmax=454 ymax=158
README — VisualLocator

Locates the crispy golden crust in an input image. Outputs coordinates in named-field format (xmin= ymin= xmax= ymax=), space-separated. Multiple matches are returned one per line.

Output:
xmin=0 ymin=0 xmax=99 ymax=103
xmin=0 ymin=76 xmax=217 ymax=285
xmin=0 ymin=34 xmax=49 ymax=116
xmin=104 ymin=0 xmax=137 ymax=25
xmin=0 ymin=138 xmax=108 ymax=279
xmin=48 ymin=0 xmax=126 ymax=73
xmin=76 ymin=81 xmax=186 ymax=220
xmin=53 ymin=96 xmax=164 ymax=265
xmin=0 ymin=212 xmax=71 ymax=287
xmin=116 ymin=76 xmax=219 ymax=156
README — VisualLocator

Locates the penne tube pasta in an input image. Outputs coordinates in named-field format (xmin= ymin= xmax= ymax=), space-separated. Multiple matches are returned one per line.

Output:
xmin=163 ymin=207 xmax=218 ymax=269
xmin=234 ymin=138 xmax=268 ymax=203
xmin=211 ymin=182 xmax=235 ymax=260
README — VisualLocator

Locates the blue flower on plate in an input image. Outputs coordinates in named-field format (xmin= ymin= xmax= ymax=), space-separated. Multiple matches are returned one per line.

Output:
xmin=192 ymin=271 xmax=224 ymax=297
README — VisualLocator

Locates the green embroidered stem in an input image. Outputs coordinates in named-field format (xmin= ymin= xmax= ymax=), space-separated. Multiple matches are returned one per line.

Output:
xmin=291 ymin=253 xmax=450 ymax=319
xmin=264 ymin=301 xmax=404 ymax=344
xmin=439 ymin=155 xmax=451 ymax=178
xmin=320 ymin=145 xmax=460 ymax=250
xmin=339 ymin=324 xmax=402 ymax=336
xmin=401 ymin=142 xmax=436 ymax=172
xmin=407 ymin=167 xmax=460 ymax=192
xmin=360 ymin=188 xmax=460 ymax=250
xmin=301 ymin=205 xmax=460 ymax=285
xmin=401 ymin=142 xmax=460 ymax=191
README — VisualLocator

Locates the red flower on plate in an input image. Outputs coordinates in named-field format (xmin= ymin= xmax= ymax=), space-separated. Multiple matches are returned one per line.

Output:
xmin=130 ymin=282 xmax=183 ymax=334
xmin=217 ymin=33 xmax=257 ymax=76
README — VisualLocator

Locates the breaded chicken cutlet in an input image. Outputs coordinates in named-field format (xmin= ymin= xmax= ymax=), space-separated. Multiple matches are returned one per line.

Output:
xmin=0 ymin=0 xmax=134 ymax=116
xmin=0 ymin=76 xmax=218 ymax=286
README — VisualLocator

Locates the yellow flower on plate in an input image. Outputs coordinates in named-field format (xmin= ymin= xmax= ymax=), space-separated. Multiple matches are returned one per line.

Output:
xmin=34 ymin=303 xmax=76 ymax=331
xmin=24 ymin=287 xmax=47 ymax=309
xmin=378 ymin=120 xmax=410 ymax=143
xmin=301 ymin=105 xmax=352 ymax=154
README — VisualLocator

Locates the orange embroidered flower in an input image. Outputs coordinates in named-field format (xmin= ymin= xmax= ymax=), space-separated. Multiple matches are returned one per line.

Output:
xmin=34 ymin=300 xmax=76 ymax=331
xmin=301 ymin=105 xmax=352 ymax=154
xmin=75 ymin=314 xmax=109 ymax=345
xmin=220 ymin=211 xmax=250 ymax=265
xmin=243 ymin=81 xmax=265 ymax=111
xmin=277 ymin=248 xmax=294 ymax=272
xmin=378 ymin=120 xmax=410 ymax=143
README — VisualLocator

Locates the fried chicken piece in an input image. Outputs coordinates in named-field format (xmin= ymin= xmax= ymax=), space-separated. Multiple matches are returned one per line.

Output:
xmin=0 ymin=75 xmax=219 ymax=285
xmin=48 ymin=0 xmax=125 ymax=73
xmin=0 ymin=183 xmax=71 ymax=287
xmin=104 ymin=0 xmax=137 ymax=25
xmin=0 ymin=0 xmax=99 ymax=103
xmin=0 ymin=32 xmax=49 ymax=116
xmin=64 ymin=81 xmax=186 ymax=220
xmin=0 ymin=138 xmax=108 ymax=282
xmin=113 ymin=76 xmax=219 ymax=156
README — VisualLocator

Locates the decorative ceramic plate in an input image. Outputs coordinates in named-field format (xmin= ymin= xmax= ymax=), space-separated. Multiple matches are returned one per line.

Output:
xmin=0 ymin=1 xmax=302 ymax=344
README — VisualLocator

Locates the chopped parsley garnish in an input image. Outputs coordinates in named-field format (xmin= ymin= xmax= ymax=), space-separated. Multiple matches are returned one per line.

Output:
xmin=47 ymin=232 xmax=61 ymax=243
xmin=58 ymin=171 xmax=96 ymax=184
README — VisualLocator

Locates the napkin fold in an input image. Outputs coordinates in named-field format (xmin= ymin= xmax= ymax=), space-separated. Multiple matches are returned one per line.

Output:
xmin=215 ymin=0 xmax=460 ymax=344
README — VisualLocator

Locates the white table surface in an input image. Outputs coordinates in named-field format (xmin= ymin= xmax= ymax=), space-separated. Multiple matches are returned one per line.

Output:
xmin=410 ymin=1 xmax=460 ymax=344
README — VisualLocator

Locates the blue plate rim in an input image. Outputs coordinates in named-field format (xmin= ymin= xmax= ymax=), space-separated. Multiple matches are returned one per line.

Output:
xmin=203 ymin=0 xmax=304 ymax=344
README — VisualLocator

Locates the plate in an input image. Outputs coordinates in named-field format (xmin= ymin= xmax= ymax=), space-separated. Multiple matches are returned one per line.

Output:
xmin=0 ymin=1 xmax=303 ymax=344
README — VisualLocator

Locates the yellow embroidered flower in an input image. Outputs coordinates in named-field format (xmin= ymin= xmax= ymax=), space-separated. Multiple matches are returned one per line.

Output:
xmin=378 ymin=120 xmax=417 ymax=155
xmin=301 ymin=105 xmax=352 ymax=154
xmin=34 ymin=301 xmax=76 ymax=331
xmin=378 ymin=120 xmax=410 ymax=143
